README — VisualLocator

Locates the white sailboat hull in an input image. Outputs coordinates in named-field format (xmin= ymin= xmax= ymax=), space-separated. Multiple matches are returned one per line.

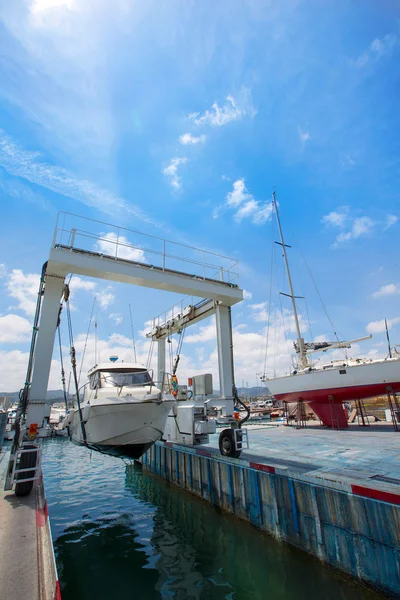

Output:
xmin=266 ymin=357 xmax=400 ymax=427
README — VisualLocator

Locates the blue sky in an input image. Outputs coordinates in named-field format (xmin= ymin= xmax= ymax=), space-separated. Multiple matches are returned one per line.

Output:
xmin=0 ymin=0 xmax=399 ymax=391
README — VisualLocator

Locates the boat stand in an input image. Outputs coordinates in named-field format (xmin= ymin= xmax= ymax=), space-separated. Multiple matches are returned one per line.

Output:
xmin=386 ymin=386 xmax=400 ymax=432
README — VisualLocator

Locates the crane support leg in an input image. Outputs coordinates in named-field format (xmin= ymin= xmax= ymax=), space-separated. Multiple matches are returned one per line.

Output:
xmin=157 ymin=338 xmax=166 ymax=389
xmin=26 ymin=274 xmax=65 ymax=428
xmin=215 ymin=304 xmax=234 ymax=417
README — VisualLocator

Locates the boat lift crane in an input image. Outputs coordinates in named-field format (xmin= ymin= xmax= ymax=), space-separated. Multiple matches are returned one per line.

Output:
xmin=5 ymin=212 xmax=245 ymax=495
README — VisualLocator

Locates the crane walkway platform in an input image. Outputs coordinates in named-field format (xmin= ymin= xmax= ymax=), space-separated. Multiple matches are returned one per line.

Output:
xmin=0 ymin=450 xmax=60 ymax=600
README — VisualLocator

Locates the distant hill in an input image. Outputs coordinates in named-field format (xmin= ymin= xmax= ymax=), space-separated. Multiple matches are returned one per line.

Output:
xmin=2 ymin=390 xmax=71 ymax=405
xmin=2 ymin=386 xmax=271 ymax=404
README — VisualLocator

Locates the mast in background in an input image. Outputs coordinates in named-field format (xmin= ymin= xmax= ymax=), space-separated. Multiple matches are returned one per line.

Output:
xmin=272 ymin=192 xmax=308 ymax=369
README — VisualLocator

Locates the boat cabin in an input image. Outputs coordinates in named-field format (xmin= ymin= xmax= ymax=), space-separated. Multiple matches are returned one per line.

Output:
xmin=88 ymin=362 xmax=153 ymax=390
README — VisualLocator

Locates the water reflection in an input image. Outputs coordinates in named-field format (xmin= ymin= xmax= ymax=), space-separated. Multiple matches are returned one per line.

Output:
xmin=42 ymin=439 xmax=380 ymax=600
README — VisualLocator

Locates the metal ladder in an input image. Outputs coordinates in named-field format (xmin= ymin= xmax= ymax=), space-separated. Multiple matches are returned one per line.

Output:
xmin=386 ymin=386 xmax=400 ymax=432
xmin=234 ymin=427 xmax=249 ymax=451
xmin=295 ymin=399 xmax=307 ymax=429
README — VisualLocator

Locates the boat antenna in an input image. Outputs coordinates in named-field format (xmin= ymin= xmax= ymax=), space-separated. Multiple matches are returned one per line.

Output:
xmin=385 ymin=318 xmax=392 ymax=358
xmin=128 ymin=303 xmax=137 ymax=363
xmin=272 ymin=191 xmax=308 ymax=369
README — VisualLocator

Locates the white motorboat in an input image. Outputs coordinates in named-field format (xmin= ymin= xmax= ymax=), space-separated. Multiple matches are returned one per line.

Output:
xmin=262 ymin=193 xmax=400 ymax=428
xmin=63 ymin=359 xmax=175 ymax=458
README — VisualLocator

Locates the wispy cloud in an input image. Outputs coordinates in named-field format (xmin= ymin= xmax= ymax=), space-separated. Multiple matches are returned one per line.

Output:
xmin=384 ymin=214 xmax=398 ymax=230
xmin=352 ymin=33 xmax=397 ymax=68
xmin=0 ymin=130 xmax=165 ymax=229
xmin=95 ymin=232 xmax=146 ymax=262
xmin=334 ymin=216 xmax=375 ymax=245
xmin=249 ymin=301 xmax=268 ymax=322
xmin=95 ymin=286 xmax=115 ymax=309
xmin=109 ymin=312 xmax=123 ymax=326
xmin=179 ymin=133 xmax=206 ymax=145
xmin=372 ymin=283 xmax=400 ymax=299
xmin=297 ymin=126 xmax=310 ymax=142
xmin=163 ymin=157 xmax=188 ymax=190
xmin=322 ymin=207 xmax=397 ymax=247
xmin=366 ymin=316 xmax=400 ymax=334
xmin=321 ymin=206 xmax=349 ymax=228
xmin=189 ymin=87 xmax=256 ymax=127
xmin=222 ymin=179 xmax=273 ymax=224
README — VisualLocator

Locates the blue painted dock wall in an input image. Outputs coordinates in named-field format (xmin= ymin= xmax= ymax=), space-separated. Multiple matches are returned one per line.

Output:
xmin=140 ymin=441 xmax=400 ymax=598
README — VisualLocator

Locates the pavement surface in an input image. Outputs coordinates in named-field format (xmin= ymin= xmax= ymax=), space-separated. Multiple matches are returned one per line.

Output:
xmin=0 ymin=450 xmax=39 ymax=600
xmin=203 ymin=421 xmax=400 ymax=483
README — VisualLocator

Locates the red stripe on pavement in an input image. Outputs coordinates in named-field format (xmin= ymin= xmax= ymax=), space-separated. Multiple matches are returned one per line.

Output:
xmin=250 ymin=462 xmax=276 ymax=474
xmin=54 ymin=580 xmax=62 ymax=600
xmin=351 ymin=485 xmax=400 ymax=506
xmin=196 ymin=449 xmax=211 ymax=458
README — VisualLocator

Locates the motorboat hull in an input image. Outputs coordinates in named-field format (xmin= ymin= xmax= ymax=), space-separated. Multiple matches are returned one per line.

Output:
xmin=68 ymin=398 xmax=175 ymax=458
xmin=267 ymin=358 xmax=400 ymax=428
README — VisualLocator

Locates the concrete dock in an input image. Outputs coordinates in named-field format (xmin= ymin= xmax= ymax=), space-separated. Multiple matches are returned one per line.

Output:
xmin=0 ymin=449 xmax=60 ymax=600
xmin=140 ymin=422 xmax=400 ymax=598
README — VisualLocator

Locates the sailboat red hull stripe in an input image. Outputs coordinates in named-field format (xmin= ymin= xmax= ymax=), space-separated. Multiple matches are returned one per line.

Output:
xmin=273 ymin=382 xmax=400 ymax=403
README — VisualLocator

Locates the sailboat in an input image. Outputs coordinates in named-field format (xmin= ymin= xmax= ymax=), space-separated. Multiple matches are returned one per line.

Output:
xmin=63 ymin=358 xmax=175 ymax=457
xmin=261 ymin=193 xmax=400 ymax=428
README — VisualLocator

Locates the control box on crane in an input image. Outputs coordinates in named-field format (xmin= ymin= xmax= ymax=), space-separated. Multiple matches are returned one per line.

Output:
xmin=163 ymin=373 xmax=216 ymax=445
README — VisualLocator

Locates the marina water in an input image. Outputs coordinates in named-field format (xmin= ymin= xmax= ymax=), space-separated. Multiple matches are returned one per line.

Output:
xmin=42 ymin=438 xmax=380 ymax=600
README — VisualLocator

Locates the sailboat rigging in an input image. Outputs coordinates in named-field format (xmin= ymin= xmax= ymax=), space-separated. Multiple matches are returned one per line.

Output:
xmin=262 ymin=192 xmax=400 ymax=428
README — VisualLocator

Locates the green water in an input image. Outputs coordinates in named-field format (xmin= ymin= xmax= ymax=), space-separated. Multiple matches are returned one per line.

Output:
xmin=42 ymin=438 xmax=380 ymax=600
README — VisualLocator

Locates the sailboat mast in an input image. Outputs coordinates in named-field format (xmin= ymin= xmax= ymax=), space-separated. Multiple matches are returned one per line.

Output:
xmin=272 ymin=192 xmax=308 ymax=369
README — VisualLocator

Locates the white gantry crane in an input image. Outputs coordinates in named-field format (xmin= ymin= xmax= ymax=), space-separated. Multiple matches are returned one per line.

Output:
xmin=6 ymin=212 xmax=245 ymax=495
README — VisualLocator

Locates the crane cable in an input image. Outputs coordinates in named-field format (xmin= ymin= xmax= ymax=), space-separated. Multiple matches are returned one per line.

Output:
xmin=56 ymin=314 xmax=69 ymax=416
xmin=64 ymin=285 xmax=87 ymax=444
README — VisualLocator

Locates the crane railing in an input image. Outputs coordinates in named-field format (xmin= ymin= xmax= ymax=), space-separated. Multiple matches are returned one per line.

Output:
xmin=52 ymin=212 xmax=239 ymax=284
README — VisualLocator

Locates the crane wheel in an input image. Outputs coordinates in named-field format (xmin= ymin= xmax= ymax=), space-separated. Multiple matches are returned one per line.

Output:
xmin=219 ymin=428 xmax=241 ymax=459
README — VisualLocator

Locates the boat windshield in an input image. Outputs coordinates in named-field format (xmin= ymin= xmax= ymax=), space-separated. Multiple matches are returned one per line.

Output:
xmin=100 ymin=370 xmax=152 ymax=388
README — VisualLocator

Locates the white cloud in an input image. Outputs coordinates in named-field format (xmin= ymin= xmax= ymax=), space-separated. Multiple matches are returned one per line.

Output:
xmin=185 ymin=320 xmax=216 ymax=344
xmin=109 ymin=312 xmax=123 ymax=325
xmin=366 ymin=317 xmax=400 ymax=334
xmin=5 ymin=269 xmax=97 ymax=316
xmin=352 ymin=33 xmax=397 ymax=68
xmin=334 ymin=216 xmax=375 ymax=245
xmin=5 ymin=269 xmax=41 ymax=316
xmin=0 ymin=131 xmax=164 ymax=229
xmin=30 ymin=0 xmax=76 ymax=16
xmin=212 ymin=205 xmax=222 ymax=220
xmin=224 ymin=179 xmax=273 ymax=224
xmin=243 ymin=289 xmax=252 ymax=300
xmin=340 ymin=155 xmax=356 ymax=168
xmin=0 ymin=349 xmax=61 ymax=393
xmin=321 ymin=207 xmax=349 ymax=228
xmin=372 ymin=284 xmax=400 ymax=299
xmin=96 ymin=287 xmax=115 ymax=309
xmin=189 ymin=87 xmax=256 ymax=127
xmin=249 ymin=302 xmax=269 ymax=322
xmin=163 ymin=157 xmax=188 ymax=190
xmin=297 ymin=126 xmax=310 ymax=142
xmin=69 ymin=276 xmax=96 ymax=292
xmin=179 ymin=133 xmax=206 ymax=145
xmin=385 ymin=214 xmax=398 ymax=230
xmin=226 ymin=178 xmax=250 ymax=208
xmin=95 ymin=232 xmax=146 ymax=262
xmin=0 ymin=314 xmax=32 ymax=343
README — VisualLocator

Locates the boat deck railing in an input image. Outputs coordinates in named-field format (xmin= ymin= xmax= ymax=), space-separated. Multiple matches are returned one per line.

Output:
xmin=52 ymin=212 xmax=239 ymax=284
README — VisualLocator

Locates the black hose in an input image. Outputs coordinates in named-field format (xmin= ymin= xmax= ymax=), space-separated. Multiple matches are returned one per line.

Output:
xmin=233 ymin=386 xmax=251 ymax=425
